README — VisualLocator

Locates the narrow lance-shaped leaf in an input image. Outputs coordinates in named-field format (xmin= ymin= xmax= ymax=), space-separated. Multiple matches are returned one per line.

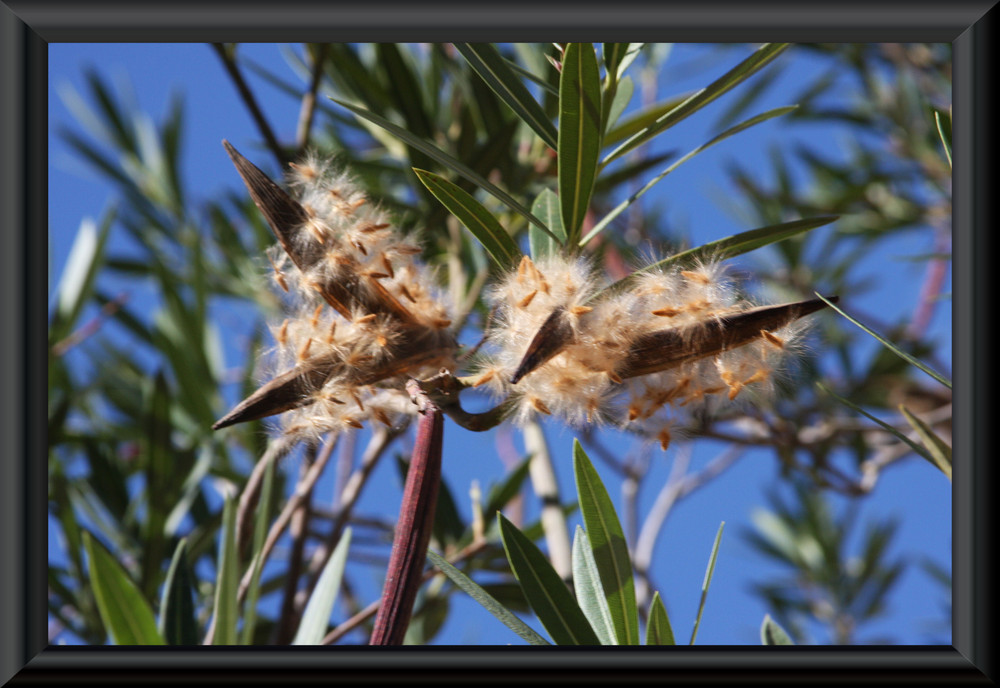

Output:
xmin=582 ymin=105 xmax=799 ymax=246
xmin=51 ymin=208 xmax=115 ymax=343
xmin=761 ymin=614 xmax=795 ymax=645
xmin=603 ymin=43 xmax=791 ymax=165
xmin=597 ymin=216 xmax=837 ymax=300
xmin=159 ymin=538 xmax=198 ymax=646
xmin=572 ymin=526 xmax=618 ymax=645
xmin=331 ymin=97 xmax=556 ymax=242
xmin=817 ymin=382 xmax=940 ymax=468
xmin=414 ymin=168 xmax=522 ymax=268
xmin=427 ymin=550 xmax=550 ymax=646
xmin=292 ymin=527 xmax=353 ymax=645
xmin=240 ymin=450 xmax=276 ymax=644
xmin=573 ymin=440 xmax=640 ymax=645
xmin=934 ymin=109 xmax=952 ymax=169
xmin=558 ymin=43 xmax=603 ymax=244
xmin=498 ymin=514 xmax=601 ymax=645
xmin=645 ymin=591 xmax=676 ymax=646
xmin=455 ymin=43 xmax=559 ymax=150
xmin=900 ymin=405 xmax=952 ymax=480
xmin=83 ymin=531 xmax=165 ymax=645
xmin=815 ymin=293 xmax=951 ymax=389
xmin=210 ymin=496 xmax=239 ymax=645
xmin=529 ymin=188 xmax=567 ymax=259
xmin=690 ymin=522 xmax=724 ymax=645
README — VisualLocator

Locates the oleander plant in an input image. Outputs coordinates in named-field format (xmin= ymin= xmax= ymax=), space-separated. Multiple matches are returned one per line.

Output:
xmin=49 ymin=43 xmax=951 ymax=646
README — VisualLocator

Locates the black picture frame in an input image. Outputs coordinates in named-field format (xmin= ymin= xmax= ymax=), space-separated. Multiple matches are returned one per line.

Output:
xmin=2 ymin=2 xmax=995 ymax=684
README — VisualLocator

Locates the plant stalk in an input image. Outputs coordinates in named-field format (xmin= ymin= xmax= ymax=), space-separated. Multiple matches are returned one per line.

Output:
xmin=369 ymin=380 xmax=443 ymax=645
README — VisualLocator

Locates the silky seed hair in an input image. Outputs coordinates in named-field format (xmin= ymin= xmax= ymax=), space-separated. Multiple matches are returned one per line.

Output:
xmin=254 ymin=155 xmax=456 ymax=441
xmin=475 ymin=253 xmax=811 ymax=448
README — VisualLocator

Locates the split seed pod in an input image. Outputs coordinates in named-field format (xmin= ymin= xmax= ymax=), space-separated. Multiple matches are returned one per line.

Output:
xmin=213 ymin=142 xmax=456 ymax=438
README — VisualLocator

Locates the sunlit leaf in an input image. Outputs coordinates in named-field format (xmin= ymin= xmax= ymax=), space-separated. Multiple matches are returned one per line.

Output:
xmin=558 ymin=43 xmax=603 ymax=244
xmin=815 ymin=293 xmax=951 ymax=389
xmin=900 ymin=405 xmax=952 ymax=480
xmin=603 ymin=43 xmax=791 ymax=165
xmin=689 ymin=522 xmax=724 ymax=645
xmin=414 ymin=169 xmax=522 ymax=268
xmin=332 ymin=97 xmax=553 ymax=240
xmin=584 ymin=106 xmax=799 ymax=246
xmin=529 ymin=188 xmax=567 ymax=259
xmin=646 ymin=591 xmax=676 ymax=646
xmin=572 ymin=527 xmax=618 ymax=645
xmin=498 ymin=514 xmax=601 ymax=645
xmin=210 ymin=496 xmax=239 ymax=646
xmin=427 ymin=549 xmax=550 ymax=645
xmin=573 ymin=440 xmax=639 ymax=645
xmin=760 ymin=614 xmax=794 ymax=645
xmin=456 ymin=43 xmax=559 ymax=150
xmin=84 ymin=531 xmax=165 ymax=645
xmin=292 ymin=528 xmax=352 ymax=645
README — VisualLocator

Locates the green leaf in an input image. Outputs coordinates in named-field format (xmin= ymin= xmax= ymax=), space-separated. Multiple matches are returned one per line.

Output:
xmin=83 ymin=531 xmax=165 ymax=645
xmin=606 ymin=75 xmax=633 ymax=132
xmin=51 ymin=208 xmax=115 ymax=343
xmin=427 ymin=549 xmax=550 ymax=646
xmin=414 ymin=168 xmax=522 ymax=268
xmin=331 ymin=97 xmax=553 ymax=240
xmin=934 ymin=109 xmax=952 ymax=169
xmin=210 ymin=496 xmax=239 ymax=646
xmin=645 ymin=591 xmax=676 ymax=645
xmin=240 ymin=451 xmax=276 ymax=644
xmin=597 ymin=216 xmax=836 ymax=300
xmin=583 ymin=106 xmax=799 ymax=246
xmin=158 ymin=538 xmax=198 ymax=646
xmin=603 ymin=43 xmax=643 ymax=81
xmin=690 ymin=522 xmax=724 ymax=645
xmin=292 ymin=527 xmax=352 ymax=645
xmin=899 ymin=405 xmax=952 ymax=480
xmin=456 ymin=43 xmax=559 ymax=150
xmin=816 ymin=382 xmax=940 ymax=468
xmin=498 ymin=514 xmax=601 ymax=645
xmin=760 ymin=614 xmax=794 ymax=645
xmin=503 ymin=57 xmax=559 ymax=96
xmin=603 ymin=43 xmax=791 ymax=165
xmin=571 ymin=526 xmax=618 ymax=645
xmin=558 ymin=43 xmax=603 ymax=244
xmin=603 ymin=91 xmax=695 ymax=147
xmin=140 ymin=371 xmax=172 ymax=602
xmin=484 ymin=456 xmax=533 ymax=517
xmin=529 ymin=189 xmax=567 ymax=259
xmin=814 ymin=293 xmax=951 ymax=389
xmin=572 ymin=440 xmax=639 ymax=645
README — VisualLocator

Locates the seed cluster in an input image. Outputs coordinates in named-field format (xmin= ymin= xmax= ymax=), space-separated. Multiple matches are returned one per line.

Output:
xmin=474 ymin=254 xmax=807 ymax=449
xmin=214 ymin=145 xmax=456 ymax=441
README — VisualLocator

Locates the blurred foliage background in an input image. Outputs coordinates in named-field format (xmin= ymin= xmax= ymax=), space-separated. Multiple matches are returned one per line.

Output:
xmin=48 ymin=43 xmax=951 ymax=646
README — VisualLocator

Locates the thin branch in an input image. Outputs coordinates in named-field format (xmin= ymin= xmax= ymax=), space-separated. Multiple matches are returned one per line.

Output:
xmin=235 ymin=435 xmax=299 ymax=561
xmin=524 ymin=419 xmax=572 ymax=581
xmin=211 ymin=43 xmax=287 ymax=168
xmin=634 ymin=445 xmax=743 ymax=580
xmin=321 ymin=538 xmax=492 ymax=645
xmin=51 ymin=291 xmax=129 ymax=356
xmin=236 ymin=433 xmax=338 ymax=605
xmin=275 ymin=443 xmax=326 ymax=643
xmin=302 ymin=424 xmax=405 ymax=596
xmin=295 ymin=44 xmax=330 ymax=157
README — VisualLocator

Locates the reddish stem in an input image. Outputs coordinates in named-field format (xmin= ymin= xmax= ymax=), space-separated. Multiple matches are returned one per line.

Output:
xmin=369 ymin=380 xmax=443 ymax=645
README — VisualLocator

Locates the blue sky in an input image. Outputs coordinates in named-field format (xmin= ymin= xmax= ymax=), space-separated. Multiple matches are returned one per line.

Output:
xmin=48 ymin=43 xmax=952 ymax=646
